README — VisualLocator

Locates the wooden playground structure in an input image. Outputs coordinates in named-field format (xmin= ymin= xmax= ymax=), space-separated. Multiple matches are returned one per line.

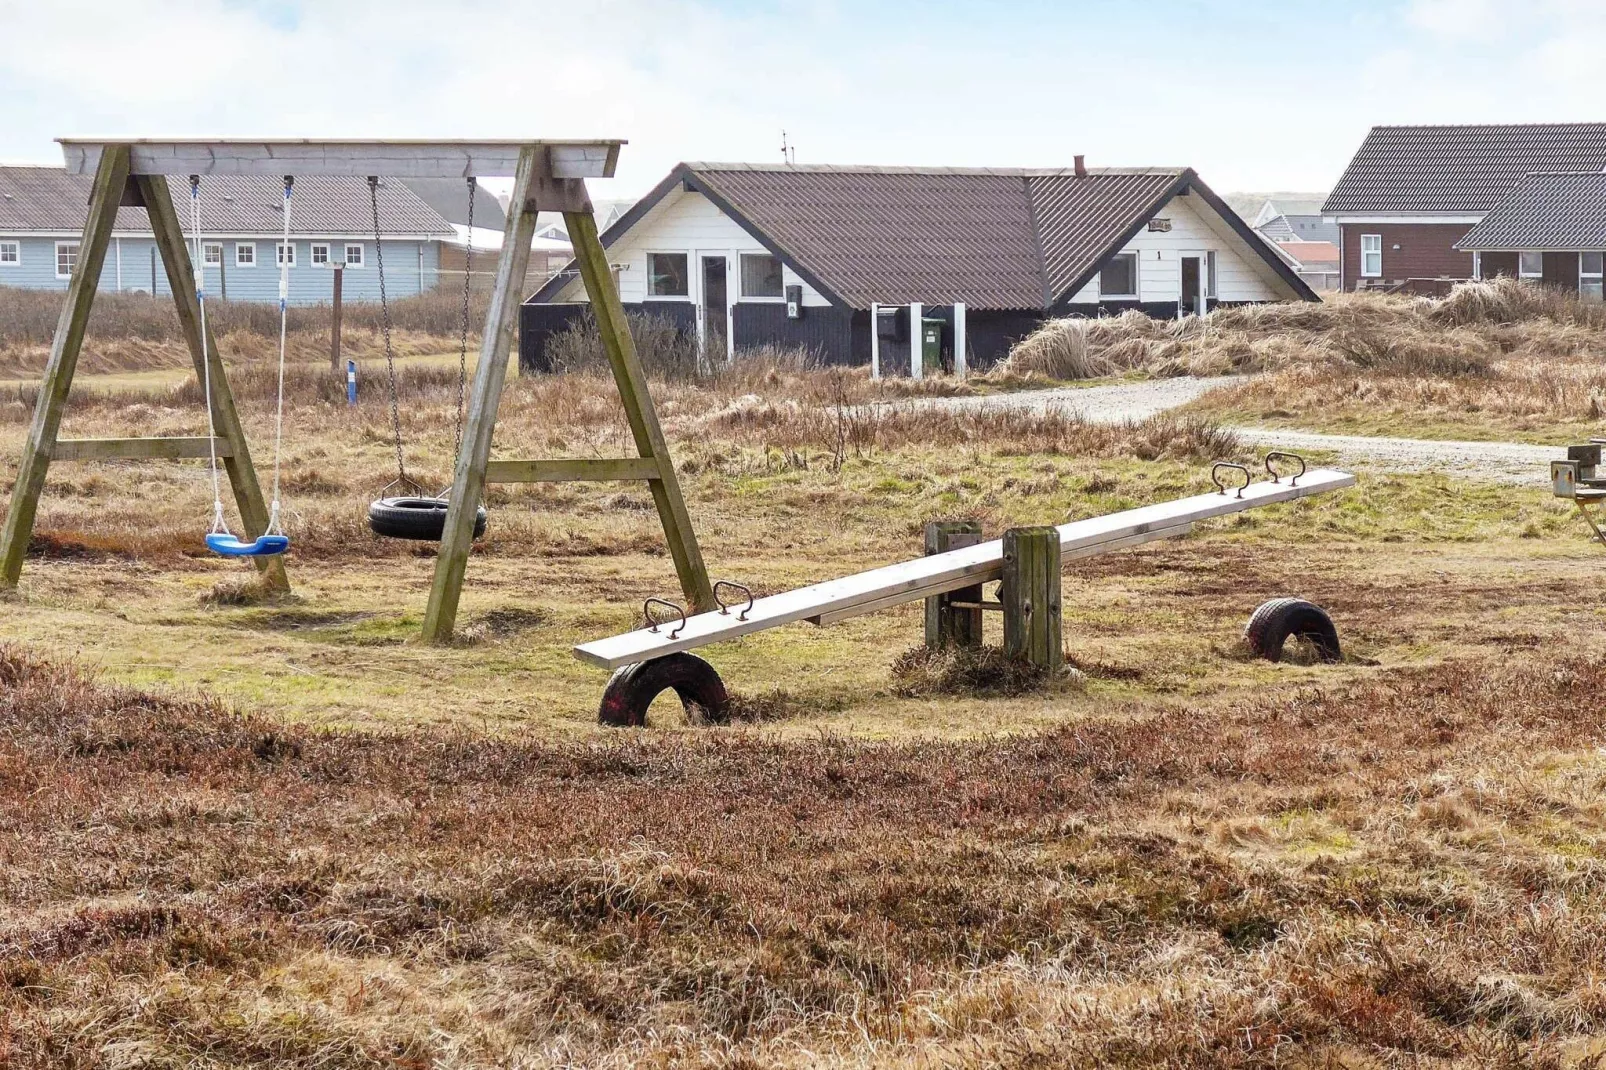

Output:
xmin=1 ymin=137 xmax=1358 ymax=727
xmin=0 ymin=138 xmax=717 ymax=640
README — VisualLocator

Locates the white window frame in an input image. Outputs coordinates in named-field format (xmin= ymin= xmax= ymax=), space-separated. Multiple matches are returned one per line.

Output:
xmin=276 ymin=242 xmax=296 ymax=267
xmin=202 ymin=242 xmax=224 ymax=267
xmin=737 ymin=252 xmax=786 ymax=301
xmin=1581 ymin=252 xmax=1604 ymax=302
xmin=644 ymin=250 xmax=691 ymax=300
xmin=235 ymin=242 xmax=257 ymax=268
xmin=1206 ymin=250 xmax=1219 ymax=299
xmin=310 ymin=242 xmax=330 ymax=266
xmin=1518 ymin=250 xmax=1543 ymax=279
xmin=1359 ymin=234 xmax=1382 ymax=278
xmin=344 ymin=243 xmax=364 ymax=268
xmin=54 ymin=240 xmax=79 ymax=279
xmin=0 ymin=240 xmax=18 ymax=267
xmin=1099 ymin=251 xmax=1139 ymax=299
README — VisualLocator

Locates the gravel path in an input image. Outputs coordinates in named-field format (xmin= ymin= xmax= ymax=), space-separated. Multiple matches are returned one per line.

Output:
xmin=926 ymin=376 xmax=1562 ymax=485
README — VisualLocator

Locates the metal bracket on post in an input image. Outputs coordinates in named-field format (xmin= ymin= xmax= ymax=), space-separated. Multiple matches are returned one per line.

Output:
xmin=1002 ymin=526 xmax=1062 ymax=672
xmin=924 ymin=521 xmax=984 ymax=650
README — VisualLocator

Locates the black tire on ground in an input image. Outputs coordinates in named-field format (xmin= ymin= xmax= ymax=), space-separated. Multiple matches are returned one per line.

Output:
xmin=1244 ymin=597 xmax=1341 ymax=663
xmin=367 ymin=497 xmax=488 ymax=541
xmin=598 ymin=653 xmax=729 ymax=728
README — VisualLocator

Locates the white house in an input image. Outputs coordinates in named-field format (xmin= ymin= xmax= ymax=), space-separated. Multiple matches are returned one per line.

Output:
xmin=523 ymin=160 xmax=1317 ymax=370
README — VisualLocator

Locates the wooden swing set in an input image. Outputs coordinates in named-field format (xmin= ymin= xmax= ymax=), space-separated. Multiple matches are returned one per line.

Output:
xmin=0 ymin=138 xmax=715 ymax=639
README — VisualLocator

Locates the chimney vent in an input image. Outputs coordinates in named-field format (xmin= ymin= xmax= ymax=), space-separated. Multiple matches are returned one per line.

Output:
xmin=1074 ymin=155 xmax=1087 ymax=178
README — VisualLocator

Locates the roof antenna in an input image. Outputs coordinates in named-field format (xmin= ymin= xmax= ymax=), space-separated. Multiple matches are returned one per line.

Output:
xmin=781 ymin=130 xmax=795 ymax=165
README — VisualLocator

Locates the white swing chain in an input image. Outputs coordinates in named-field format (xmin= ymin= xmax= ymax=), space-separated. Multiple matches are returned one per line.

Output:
xmin=190 ymin=177 xmax=229 ymax=536
xmin=267 ymin=176 xmax=292 ymax=536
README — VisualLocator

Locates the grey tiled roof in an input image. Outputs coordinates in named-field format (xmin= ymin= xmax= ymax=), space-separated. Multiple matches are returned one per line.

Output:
xmin=0 ymin=166 xmax=454 ymax=236
xmin=1453 ymin=171 xmax=1606 ymax=250
xmin=1324 ymin=124 xmax=1606 ymax=214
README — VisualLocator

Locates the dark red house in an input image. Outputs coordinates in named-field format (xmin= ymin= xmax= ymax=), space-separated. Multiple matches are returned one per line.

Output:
xmin=1324 ymin=124 xmax=1606 ymax=293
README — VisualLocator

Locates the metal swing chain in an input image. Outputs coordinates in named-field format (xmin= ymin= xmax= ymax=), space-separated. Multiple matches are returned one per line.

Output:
xmin=189 ymin=176 xmax=229 ymax=536
xmin=455 ymin=177 xmax=475 ymax=460
xmin=369 ymin=176 xmax=409 ymax=489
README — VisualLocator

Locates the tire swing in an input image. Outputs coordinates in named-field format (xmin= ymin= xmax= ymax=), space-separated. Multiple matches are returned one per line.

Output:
xmin=191 ymin=176 xmax=291 ymax=558
xmin=365 ymin=176 xmax=487 ymax=542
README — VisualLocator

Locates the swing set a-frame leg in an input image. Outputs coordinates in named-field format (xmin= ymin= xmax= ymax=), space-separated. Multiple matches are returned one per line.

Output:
xmin=419 ymin=147 xmax=712 ymax=643
xmin=0 ymin=146 xmax=287 ymax=593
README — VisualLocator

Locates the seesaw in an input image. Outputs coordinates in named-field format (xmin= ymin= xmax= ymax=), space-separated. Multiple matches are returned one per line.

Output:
xmin=577 ymin=454 xmax=1356 ymax=726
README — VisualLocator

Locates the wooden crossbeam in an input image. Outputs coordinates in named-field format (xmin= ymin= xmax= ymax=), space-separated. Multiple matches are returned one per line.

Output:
xmin=59 ymin=139 xmax=623 ymax=179
xmin=51 ymin=437 xmax=233 ymax=462
xmin=573 ymin=469 xmax=1355 ymax=670
xmin=483 ymin=458 xmax=660 ymax=483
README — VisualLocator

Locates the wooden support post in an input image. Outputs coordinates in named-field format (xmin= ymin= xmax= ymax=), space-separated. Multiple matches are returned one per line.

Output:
xmin=421 ymin=146 xmax=544 ymax=643
xmin=0 ymin=146 xmax=130 ymax=588
xmin=924 ymin=521 xmax=984 ymax=650
xmin=329 ymin=265 xmax=343 ymax=370
xmin=1002 ymin=526 xmax=1061 ymax=672
xmin=563 ymin=208 xmax=714 ymax=614
xmin=140 ymin=172 xmax=288 ymax=592
xmin=909 ymin=301 xmax=923 ymax=381
xmin=953 ymin=302 xmax=967 ymax=380
xmin=870 ymin=302 xmax=881 ymax=380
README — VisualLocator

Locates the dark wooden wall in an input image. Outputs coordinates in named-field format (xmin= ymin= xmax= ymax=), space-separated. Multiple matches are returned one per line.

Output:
xmin=1340 ymin=223 xmax=1476 ymax=291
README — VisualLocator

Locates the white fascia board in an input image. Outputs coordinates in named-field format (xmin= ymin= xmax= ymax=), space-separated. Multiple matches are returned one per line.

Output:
xmin=1326 ymin=213 xmax=1485 ymax=225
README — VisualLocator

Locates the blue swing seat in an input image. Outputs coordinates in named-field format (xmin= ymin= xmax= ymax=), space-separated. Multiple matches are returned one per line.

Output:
xmin=205 ymin=532 xmax=291 ymax=558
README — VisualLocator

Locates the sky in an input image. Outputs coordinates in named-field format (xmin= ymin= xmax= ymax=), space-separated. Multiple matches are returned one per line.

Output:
xmin=2 ymin=0 xmax=1604 ymax=202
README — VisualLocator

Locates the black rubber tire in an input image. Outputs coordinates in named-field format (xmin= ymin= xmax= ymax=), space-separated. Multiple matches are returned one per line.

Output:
xmin=367 ymin=496 xmax=487 ymax=542
xmin=599 ymin=653 xmax=729 ymax=728
xmin=1244 ymin=597 xmax=1341 ymax=663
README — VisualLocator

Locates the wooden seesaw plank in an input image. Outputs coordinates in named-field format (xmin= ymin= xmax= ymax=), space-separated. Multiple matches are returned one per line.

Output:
xmin=573 ymin=468 xmax=1355 ymax=670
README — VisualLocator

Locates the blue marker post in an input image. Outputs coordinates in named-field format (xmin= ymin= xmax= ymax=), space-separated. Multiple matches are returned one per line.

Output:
xmin=346 ymin=358 xmax=358 ymax=405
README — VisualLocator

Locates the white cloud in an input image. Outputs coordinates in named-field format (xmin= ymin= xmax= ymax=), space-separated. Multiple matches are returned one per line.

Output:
xmin=3 ymin=0 xmax=1606 ymax=197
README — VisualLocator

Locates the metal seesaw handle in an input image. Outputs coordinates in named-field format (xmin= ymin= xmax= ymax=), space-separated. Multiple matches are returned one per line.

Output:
xmin=713 ymin=580 xmax=754 ymax=621
xmin=1211 ymin=462 xmax=1251 ymax=499
xmin=1263 ymin=451 xmax=1306 ymax=486
xmin=643 ymin=597 xmax=687 ymax=639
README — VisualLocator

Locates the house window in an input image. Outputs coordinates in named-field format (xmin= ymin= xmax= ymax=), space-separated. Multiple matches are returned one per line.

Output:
xmin=276 ymin=242 xmax=296 ymax=267
xmin=1518 ymin=251 xmax=1543 ymax=278
xmin=55 ymin=241 xmax=79 ymax=279
xmin=739 ymin=252 xmax=784 ymax=298
xmin=1100 ymin=252 xmax=1138 ymax=298
xmin=202 ymin=242 xmax=223 ymax=267
xmin=344 ymin=243 xmax=364 ymax=268
xmin=1582 ymin=252 xmax=1604 ymax=302
xmin=0 ymin=240 xmax=18 ymax=266
xmin=647 ymin=252 xmax=689 ymax=297
xmin=236 ymin=242 xmax=256 ymax=268
xmin=310 ymin=243 xmax=329 ymax=266
xmin=1360 ymin=234 xmax=1382 ymax=277
xmin=1206 ymin=250 xmax=1219 ymax=299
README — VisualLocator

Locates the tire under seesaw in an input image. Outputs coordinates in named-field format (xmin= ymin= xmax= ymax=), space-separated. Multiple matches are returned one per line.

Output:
xmin=368 ymin=496 xmax=488 ymax=541
xmin=599 ymin=653 xmax=729 ymax=727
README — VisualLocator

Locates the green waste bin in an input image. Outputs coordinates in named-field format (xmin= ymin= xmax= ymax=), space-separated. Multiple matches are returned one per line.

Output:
xmin=921 ymin=317 xmax=945 ymax=376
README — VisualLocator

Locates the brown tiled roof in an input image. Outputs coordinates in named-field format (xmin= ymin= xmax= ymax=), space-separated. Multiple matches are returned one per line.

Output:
xmin=1453 ymin=171 xmax=1606 ymax=251
xmin=0 ymin=166 xmax=453 ymax=236
xmin=1324 ymin=124 xmax=1606 ymax=214
xmin=1028 ymin=170 xmax=1183 ymax=297
xmin=690 ymin=165 xmax=1049 ymax=309
xmin=531 ymin=162 xmax=1314 ymax=309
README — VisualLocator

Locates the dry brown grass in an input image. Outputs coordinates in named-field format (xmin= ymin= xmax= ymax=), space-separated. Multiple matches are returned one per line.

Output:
xmin=4 ymin=643 xmax=1605 ymax=1065
xmin=995 ymin=279 xmax=1606 ymax=386
xmin=0 ymin=286 xmax=485 ymax=377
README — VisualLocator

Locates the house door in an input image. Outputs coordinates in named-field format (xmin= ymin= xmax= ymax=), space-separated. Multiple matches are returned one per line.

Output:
xmin=700 ymin=255 xmax=727 ymax=359
xmin=1180 ymin=255 xmax=1205 ymax=316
